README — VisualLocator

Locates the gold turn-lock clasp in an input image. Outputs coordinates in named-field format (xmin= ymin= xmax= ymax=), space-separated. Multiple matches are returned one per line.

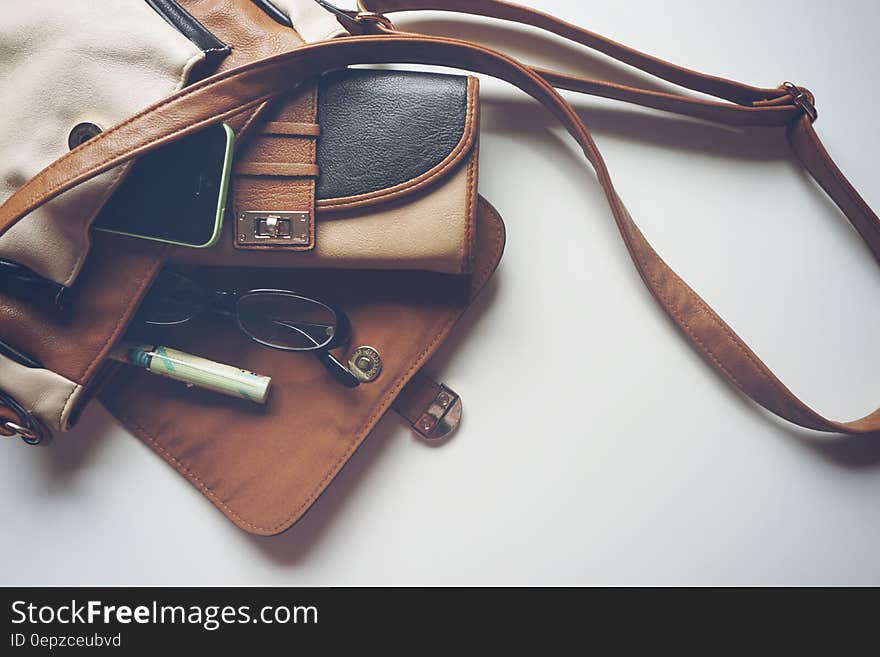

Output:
xmin=236 ymin=211 xmax=312 ymax=248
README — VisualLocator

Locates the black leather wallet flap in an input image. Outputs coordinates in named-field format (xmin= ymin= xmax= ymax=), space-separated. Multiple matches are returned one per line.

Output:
xmin=315 ymin=69 xmax=478 ymax=210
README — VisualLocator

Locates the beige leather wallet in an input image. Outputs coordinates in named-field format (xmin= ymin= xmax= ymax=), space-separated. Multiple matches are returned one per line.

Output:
xmin=170 ymin=69 xmax=480 ymax=275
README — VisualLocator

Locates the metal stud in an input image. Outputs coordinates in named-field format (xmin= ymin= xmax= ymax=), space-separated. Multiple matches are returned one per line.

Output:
xmin=348 ymin=346 xmax=382 ymax=383
xmin=68 ymin=122 xmax=102 ymax=150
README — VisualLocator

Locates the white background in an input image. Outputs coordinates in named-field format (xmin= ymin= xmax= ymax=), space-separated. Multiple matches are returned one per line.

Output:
xmin=3 ymin=0 xmax=880 ymax=586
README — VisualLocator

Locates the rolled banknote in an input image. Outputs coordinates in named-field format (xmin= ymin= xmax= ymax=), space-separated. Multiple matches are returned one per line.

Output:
xmin=110 ymin=342 xmax=271 ymax=405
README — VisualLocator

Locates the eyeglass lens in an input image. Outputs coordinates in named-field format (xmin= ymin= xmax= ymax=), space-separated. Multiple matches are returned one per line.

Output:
xmin=137 ymin=270 xmax=207 ymax=325
xmin=236 ymin=292 xmax=338 ymax=351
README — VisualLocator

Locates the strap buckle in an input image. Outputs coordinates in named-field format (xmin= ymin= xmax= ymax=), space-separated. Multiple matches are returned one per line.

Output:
xmin=0 ymin=390 xmax=48 ymax=446
xmin=2 ymin=420 xmax=41 ymax=444
xmin=782 ymin=82 xmax=818 ymax=122
xmin=314 ymin=0 xmax=394 ymax=34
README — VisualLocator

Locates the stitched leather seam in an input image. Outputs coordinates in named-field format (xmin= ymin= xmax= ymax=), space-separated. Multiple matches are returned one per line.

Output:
xmin=317 ymin=77 xmax=478 ymax=212
xmin=113 ymin=201 xmax=504 ymax=534
xmin=178 ymin=51 xmax=205 ymax=92
xmin=58 ymin=383 xmax=82 ymax=431
xmin=117 ymin=413 xmax=272 ymax=533
xmin=462 ymin=141 xmax=478 ymax=273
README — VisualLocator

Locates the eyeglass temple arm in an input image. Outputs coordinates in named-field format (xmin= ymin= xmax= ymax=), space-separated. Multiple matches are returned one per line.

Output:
xmin=271 ymin=320 xmax=360 ymax=388
xmin=314 ymin=350 xmax=360 ymax=389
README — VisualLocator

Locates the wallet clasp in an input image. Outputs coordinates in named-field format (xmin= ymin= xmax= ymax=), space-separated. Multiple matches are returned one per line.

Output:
xmin=235 ymin=210 xmax=312 ymax=249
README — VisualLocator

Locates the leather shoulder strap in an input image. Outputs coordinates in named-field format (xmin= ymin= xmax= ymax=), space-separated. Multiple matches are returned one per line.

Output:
xmin=2 ymin=0 xmax=877 ymax=434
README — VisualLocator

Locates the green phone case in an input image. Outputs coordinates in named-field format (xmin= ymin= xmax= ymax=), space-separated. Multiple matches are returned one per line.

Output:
xmin=94 ymin=123 xmax=234 ymax=249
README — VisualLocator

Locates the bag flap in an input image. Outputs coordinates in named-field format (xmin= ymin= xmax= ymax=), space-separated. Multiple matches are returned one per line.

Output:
xmin=100 ymin=196 xmax=505 ymax=535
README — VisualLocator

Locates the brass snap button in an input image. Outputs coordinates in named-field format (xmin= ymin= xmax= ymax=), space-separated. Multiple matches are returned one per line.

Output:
xmin=348 ymin=346 xmax=382 ymax=383
xmin=68 ymin=122 xmax=102 ymax=150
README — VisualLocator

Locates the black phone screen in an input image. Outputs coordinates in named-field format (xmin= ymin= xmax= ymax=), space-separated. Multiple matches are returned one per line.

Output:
xmin=93 ymin=123 xmax=232 ymax=247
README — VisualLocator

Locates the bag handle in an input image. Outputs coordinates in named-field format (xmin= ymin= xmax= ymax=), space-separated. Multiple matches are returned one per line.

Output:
xmin=1 ymin=1 xmax=877 ymax=434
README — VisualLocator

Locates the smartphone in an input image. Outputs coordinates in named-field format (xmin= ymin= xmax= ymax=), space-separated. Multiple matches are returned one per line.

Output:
xmin=93 ymin=123 xmax=234 ymax=249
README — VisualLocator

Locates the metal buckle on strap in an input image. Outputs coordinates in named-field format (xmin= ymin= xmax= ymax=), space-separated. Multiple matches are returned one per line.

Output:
xmin=314 ymin=0 xmax=394 ymax=34
xmin=0 ymin=390 xmax=47 ymax=446
xmin=782 ymin=82 xmax=818 ymax=122
xmin=2 ymin=420 xmax=40 ymax=444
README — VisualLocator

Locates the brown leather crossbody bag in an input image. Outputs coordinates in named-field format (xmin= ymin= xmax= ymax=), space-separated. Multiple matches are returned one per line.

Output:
xmin=2 ymin=0 xmax=877 ymax=533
